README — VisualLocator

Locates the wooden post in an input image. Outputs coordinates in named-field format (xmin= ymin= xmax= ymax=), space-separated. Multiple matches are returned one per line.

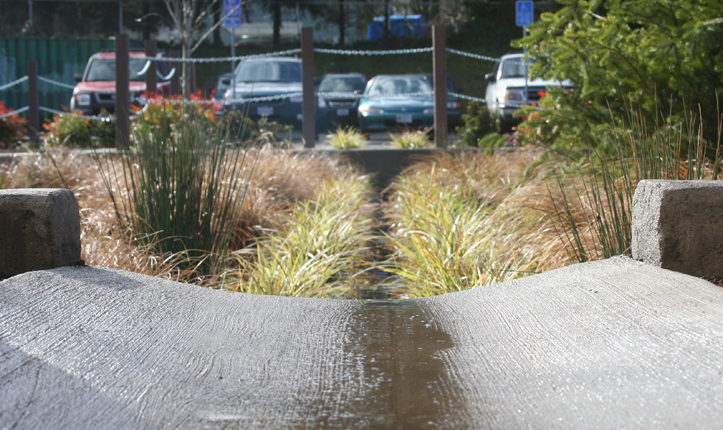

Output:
xmin=170 ymin=49 xmax=181 ymax=96
xmin=433 ymin=25 xmax=447 ymax=148
xmin=27 ymin=61 xmax=39 ymax=147
xmin=144 ymin=39 xmax=157 ymax=95
xmin=115 ymin=33 xmax=130 ymax=148
xmin=301 ymin=27 xmax=315 ymax=148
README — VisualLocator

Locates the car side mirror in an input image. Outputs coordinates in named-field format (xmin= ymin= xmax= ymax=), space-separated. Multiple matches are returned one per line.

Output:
xmin=220 ymin=77 xmax=231 ymax=86
xmin=485 ymin=73 xmax=496 ymax=83
xmin=74 ymin=73 xmax=83 ymax=82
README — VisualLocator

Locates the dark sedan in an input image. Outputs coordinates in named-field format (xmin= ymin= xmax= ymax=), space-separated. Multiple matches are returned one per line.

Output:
xmin=316 ymin=73 xmax=367 ymax=132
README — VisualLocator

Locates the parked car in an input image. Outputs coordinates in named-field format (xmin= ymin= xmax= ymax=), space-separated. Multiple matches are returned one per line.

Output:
xmin=222 ymin=57 xmax=303 ymax=129
xmin=357 ymin=74 xmax=461 ymax=132
xmin=484 ymin=52 xmax=574 ymax=132
xmin=316 ymin=72 xmax=366 ymax=132
xmin=70 ymin=50 xmax=171 ymax=115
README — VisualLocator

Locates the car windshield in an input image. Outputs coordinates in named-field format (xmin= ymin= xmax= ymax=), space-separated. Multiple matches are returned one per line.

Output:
xmin=319 ymin=76 xmax=366 ymax=93
xmin=235 ymin=61 xmax=301 ymax=83
xmin=85 ymin=58 xmax=149 ymax=82
xmin=366 ymin=76 xmax=433 ymax=96
xmin=500 ymin=58 xmax=535 ymax=79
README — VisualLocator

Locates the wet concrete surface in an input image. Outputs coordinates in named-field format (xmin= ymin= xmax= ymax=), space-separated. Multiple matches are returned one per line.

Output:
xmin=2 ymin=257 xmax=723 ymax=428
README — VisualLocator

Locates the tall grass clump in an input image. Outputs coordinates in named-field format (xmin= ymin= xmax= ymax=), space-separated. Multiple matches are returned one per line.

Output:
xmin=383 ymin=150 xmax=549 ymax=296
xmin=98 ymin=109 xmax=255 ymax=281
xmin=552 ymin=106 xmax=723 ymax=263
xmin=231 ymin=173 xmax=375 ymax=298
xmin=389 ymin=128 xmax=431 ymax=148
xmin=326 ymin=126 xmax=366 ymax=149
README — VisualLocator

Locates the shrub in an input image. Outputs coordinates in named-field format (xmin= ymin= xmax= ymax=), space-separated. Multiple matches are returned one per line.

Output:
xmin=0 ymin=101 xmax=27 ymax=149
xmin=455 ymin=101 xmax=498 ymax=147
xmin=43 ymin=107 xmax=115 ymax=147
xmin=98 ymin=109 xmax=255 ymax=281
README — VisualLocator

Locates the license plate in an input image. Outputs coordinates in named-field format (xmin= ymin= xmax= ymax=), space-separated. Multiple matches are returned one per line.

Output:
xmin=396 ymin=114 xmax=413 ymax=124
xmin=257 ymin=106 xmax=273 ymax=116
xmin=336 ymin=108 xmax=349 ymax=116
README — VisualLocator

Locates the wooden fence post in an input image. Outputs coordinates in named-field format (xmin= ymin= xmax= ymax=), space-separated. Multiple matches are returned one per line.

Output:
xmin=301 ymin=27 xmax=315 ymax=148
xmin=144 ymin=39 xmax=157 ymax=95
xmin=27 ymin=61 xmax=39 ymax=147
xmin=433 ymin=25 xmax=448 ymax=148
xmin=115 ymin=33 xmax=130 ymax=148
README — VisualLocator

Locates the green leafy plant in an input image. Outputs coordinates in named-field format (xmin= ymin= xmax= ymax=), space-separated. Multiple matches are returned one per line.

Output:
xmin=518 ymin=0 xmax=723 ymax=150
xmin=326 ymin=125 xmax=366 ymax=149
xmin=455 ymin=101 xmax=498 ymax=147
xmin=389 ymin=128 xmax=431 ymax=148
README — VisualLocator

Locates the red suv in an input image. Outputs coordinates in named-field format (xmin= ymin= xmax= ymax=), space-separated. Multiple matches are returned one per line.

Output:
xmin=70 ymin=50 xmax=171 ymax=115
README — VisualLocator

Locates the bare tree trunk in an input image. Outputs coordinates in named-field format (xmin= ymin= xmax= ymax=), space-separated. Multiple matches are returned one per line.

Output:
xmin=339 ymin=0 xmax=345 ymax=46
xmin=272 ymin=2 xmax=281 ymax=47
xmin=213 ymin=1 xmax=222 ymax=46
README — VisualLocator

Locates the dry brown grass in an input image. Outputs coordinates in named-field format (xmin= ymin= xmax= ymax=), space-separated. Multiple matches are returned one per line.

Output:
xmin=0 ymin=146 xmax=355 ymax=284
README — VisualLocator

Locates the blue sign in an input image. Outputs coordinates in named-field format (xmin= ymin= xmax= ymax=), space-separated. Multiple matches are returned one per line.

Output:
xmin=224 ymin=0 xmax=241 ymax=29
xmin=516 ymin=1 xmax=534 ymax=27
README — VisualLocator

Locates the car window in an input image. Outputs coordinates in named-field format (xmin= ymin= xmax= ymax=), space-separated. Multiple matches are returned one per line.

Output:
xmin=500 ymin=58 xmax=534 ymax=79
xmin=235 ymin=61 xmax=301 ymax=83
xmin=367 ymin=77 xmax=433 ymax=96
xmin=319 ymin=77 xmax=366 ymax=93
xmin=86 ymin=58 xmax=149 ymax=82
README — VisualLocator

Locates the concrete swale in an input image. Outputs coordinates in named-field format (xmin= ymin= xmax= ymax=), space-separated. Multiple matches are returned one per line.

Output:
xmin=2 ymin=182 xmax=723 ymax=428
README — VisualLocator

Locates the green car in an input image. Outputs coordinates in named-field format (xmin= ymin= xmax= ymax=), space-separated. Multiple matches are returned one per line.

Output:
xmin=358 ymin=74 xmax=461 ymax=133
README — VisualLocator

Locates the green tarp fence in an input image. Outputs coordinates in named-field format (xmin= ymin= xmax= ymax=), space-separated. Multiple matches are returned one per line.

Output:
xmin=0 ymin=38 xmax=141 ymax=121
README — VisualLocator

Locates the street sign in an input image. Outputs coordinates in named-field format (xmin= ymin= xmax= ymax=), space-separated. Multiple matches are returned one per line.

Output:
xmin=516 ymin=1 xmax=534 ymax=27
xmin=223 ymin=0 xmax=241 ymax=29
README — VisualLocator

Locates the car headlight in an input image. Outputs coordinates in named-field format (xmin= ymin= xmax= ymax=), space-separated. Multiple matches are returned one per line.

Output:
xmin=423 ymin=108 xmax=434 ymax=114
xmin=504 ymin=90 xmax=525 ymax=102
xmin=75 ymin=93 xmax=91 ymax=106
xmin=318 ymin=97 xmax=326 ymax=108
xmin=289 ymin=95 xmax=303 ymax=103
xmin=447 ymin=101 xmax=461 ymax=109
xmin=359 ymin=104 xmax=383 ymax=116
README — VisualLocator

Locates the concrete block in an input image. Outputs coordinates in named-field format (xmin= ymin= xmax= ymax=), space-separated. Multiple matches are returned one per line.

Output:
xmin=0 ymin=188 xmax=81 ymax=278
xmin=632 ymin=180 xmax=723 ymax=277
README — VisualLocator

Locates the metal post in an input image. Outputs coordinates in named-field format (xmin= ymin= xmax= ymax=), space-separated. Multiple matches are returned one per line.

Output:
xmin=144 ymin=39 xmax=157 ymax=95
xmin=27 ymin=61 xmax=39 ymax=147
xmin=115 ymin=33 xmax=130 ymax=148
xmin=231 ymin=30 xmax=236 ymax=101
xmin=170 ymin=50 xmax=181 ymax=96
xmin=28 ymin=0 xmax=33 ymax=27
xmin=301 ymin=27 xmax=315 ymax=148
xmin=523 ymin=26 xmax=528 ymax=105
xmin=433 ymin=25 xmax=447 ymax=148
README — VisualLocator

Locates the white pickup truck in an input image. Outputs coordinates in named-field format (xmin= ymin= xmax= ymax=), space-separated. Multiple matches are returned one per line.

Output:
xmin=485 ymin=53 xmax=573 ymax=132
